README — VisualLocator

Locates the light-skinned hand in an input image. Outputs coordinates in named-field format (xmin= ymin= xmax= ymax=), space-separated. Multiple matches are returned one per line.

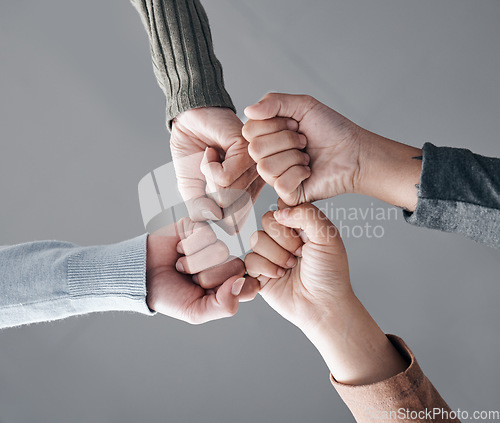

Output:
xmin=243 ymin=93 xmax=362 ymax=206
xmin=146 ymin=218 xmax=259 ymax=324
xmin=171 ymin=107 xmax=265 ymax=233
xmin=243 ymin=93 xmax=422 ymax=211
xmin=245 ymin=202 xmax=407 ymax=385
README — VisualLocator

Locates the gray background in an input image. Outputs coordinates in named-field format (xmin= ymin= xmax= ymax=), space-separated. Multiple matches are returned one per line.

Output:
xmin=1 ymin=1 xmax=499 ymax=422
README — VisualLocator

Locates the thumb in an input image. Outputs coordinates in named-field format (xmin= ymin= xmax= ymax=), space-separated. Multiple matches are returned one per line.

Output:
xmin=273 ymin=203 xmax=341 ymax=246
xmin=201 ymin=145 xmax=254 ymax=188
xmin=244 ymin=93 xmax=317 ymax=121
xmin=186 ymin=275 xmax=245 ymax=324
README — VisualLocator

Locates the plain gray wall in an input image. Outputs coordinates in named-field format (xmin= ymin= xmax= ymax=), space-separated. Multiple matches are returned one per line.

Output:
xmin=1 ymin=1 xmax=499 ymax=422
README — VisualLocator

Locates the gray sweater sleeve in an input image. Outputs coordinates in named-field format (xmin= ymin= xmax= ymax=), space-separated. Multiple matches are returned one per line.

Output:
xmin=130 ymin=0 xmax=235 ymax=129
xmin=404 ymin=143 xmax=500 ymax=249
xmin=0 ymin=235 xmax=154 ymax=330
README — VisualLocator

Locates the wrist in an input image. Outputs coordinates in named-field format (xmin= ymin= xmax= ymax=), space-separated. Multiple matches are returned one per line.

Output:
xmin=299 ymin=290 xmax=359 ymax=338
xmin=302 ymin=294 xmax=408 ymax=385
xmin=356 ymin=129 xmax=422 ymax=211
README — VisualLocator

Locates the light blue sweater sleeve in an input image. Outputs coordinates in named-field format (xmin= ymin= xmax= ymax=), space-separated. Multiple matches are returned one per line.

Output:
xmin=0 ymin=234 xmax=154 ymax=330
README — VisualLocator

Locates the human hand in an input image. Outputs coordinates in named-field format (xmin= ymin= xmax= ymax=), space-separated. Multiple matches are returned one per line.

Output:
xmin=243 ymin=93 xmax=362 ymax=206
xmin=245 ymin=201 xmax=353 ymax=331
xmin=244 ymin=93 xmax=422 ymax=210
xmin=245 ymin=202 xmax=407 ymax=384
xmin=146 ymin=218 xmax=259 ymax=324
xmin=171 ymin=107 xmax=265 ymax=234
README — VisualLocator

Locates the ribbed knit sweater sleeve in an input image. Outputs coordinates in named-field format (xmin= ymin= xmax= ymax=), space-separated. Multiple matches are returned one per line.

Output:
xmin=0 ymin=235 xmax=154 ymax=330
xmin=130 ymin=0 xmax=235 ymax=129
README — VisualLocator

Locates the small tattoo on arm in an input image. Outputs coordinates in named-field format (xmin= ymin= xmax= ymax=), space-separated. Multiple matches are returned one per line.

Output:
xmin=412 ymin=156 xmax=422 ymax=192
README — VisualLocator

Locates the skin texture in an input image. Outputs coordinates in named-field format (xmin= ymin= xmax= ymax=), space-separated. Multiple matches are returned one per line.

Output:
xmin=146 ymin=218 xmax=259 ymax=324
xmin=245 ymin=203 xmax=408 ymax=385
xmin=244 ymin=93 xmax=422 ymax=211
xmin=171 ymin=107 xmax=265 ymax=234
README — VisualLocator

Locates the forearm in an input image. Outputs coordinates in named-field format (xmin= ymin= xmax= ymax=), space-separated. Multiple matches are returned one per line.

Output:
xmin=130 ymin=0 xmax=235 ymax=128
xmin=357 ymin=131 xmax=500 ymax=247
xmin=302 ymin=294 xmax=407 ymax=386
xmin=0 ymin=236 xmax=153 ymax=329
xmin=302 ymin=295 xmax=457 ymax=423
xmin=356 ymin=130 xmax=422 ymax=212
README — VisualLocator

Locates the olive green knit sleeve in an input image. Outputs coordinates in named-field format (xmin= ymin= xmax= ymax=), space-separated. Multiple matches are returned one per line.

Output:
xmin=130 ymin=0 xmax=235 ymax=129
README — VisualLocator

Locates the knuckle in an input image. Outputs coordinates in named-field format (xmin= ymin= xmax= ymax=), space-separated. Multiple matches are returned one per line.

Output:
xmin=198 ymin=277 xmax=211 ymax=289
xmin=177 ymin=217 xmax=191 ymax=236
xmin=256 ymin=160 xmax=273 ymax=177
xmin=195 ymin=222 xmax=216 ymax=240
xmin=247 ymin=139 xmax=262 ymax=160
xmin=211 ymin=190 xmax=230 ymax=209
xmin=263 ymin=218 xmax=282 ymax=240
xmin=277 ymin=252 xmax=290 ymax=267
xmin=294 ymin=149 xmax=308 ymax=163
xmin=214 ymin=172 xmax=233 ymax=188
xmin=261 ymin=210 xmax=275 ymax=223
xmin=263 ymin=92 xmax=276 ymax=101
xmin=231 ymin=258 xmax=246 ymax=275
xmin=197 ymin=272 xmax=219 ymax=289
xmin=242 ymin=122 xmax=254 ymax=140
xmin=261 ymin=211 xmax=275 ymax=230
xmin=206 ymin=228 xmax=218 ymax=244
xmin=249 ymin=232 xmax=259 ymax=250
xmin=244 ymin=253 xmax=253 ymax=268
xmin=217 ymin=197 xmax=232 ymax=209
xmin=285 ymin=131 xmax=297 ymax=144
xmin=214 ymin=240 xmax=230 ymax=259
xmin=275 ymin=118 xmax=289 ymax=131
xmin=249 ymin=231 xmax=264 ymax=250
xmin=274 ymin=177 xmax=289 ymax=194
xmin=302 ymin=94 xmax=317 ymax=105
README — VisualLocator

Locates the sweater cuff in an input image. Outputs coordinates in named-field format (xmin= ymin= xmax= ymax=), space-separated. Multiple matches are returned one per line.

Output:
xmin=331 ymin=335 xmax=414 ymax=404
xmin=403 ymin=142 xmax=500 ymax=248
xmin=130 ymin=0 xmax=236 ymax=131
xmin=67 ymin=234 xmax=155 ymax=316
xmin=331 ymin=335 xmax=457 ymax=423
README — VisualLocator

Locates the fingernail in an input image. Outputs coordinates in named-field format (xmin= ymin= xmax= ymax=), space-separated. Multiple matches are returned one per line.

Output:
xmin=231 ymin=277 xmax=246 ymax=296
xmin=294 ymin=246 xmax=303 ymax=257
xmin=299 ymin=134 xmax=307 ymax=148
xmin=201 ymin=210 xmax=219 ymax=220
xmin=287 ymin=119 xmax=298 ymax=131
xmin=304 ymin=165 xmax=311 ymax=173
xmin=303 ymin=152 xmax=310 ymax=164
xmin=277 ymin=268 xmax=286 ymax=277
xmin=175 ymin=261 xmax=185 ymax=273
xmin=286 ymin=256 xmax=297 ymax=268
xmin=176 ymin=242 xmax=184 ymax=254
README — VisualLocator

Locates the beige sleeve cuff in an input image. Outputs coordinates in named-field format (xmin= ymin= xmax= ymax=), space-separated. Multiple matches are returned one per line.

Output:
xmin=331 ymin=335 xmax=459 ymax=423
